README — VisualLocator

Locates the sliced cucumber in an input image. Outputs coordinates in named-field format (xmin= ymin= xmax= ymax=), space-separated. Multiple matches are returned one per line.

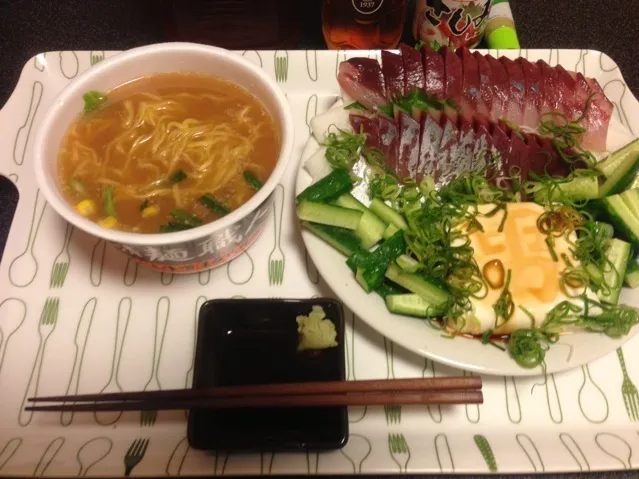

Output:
xmin=599 ymin=238 xmax=632 ymax=305
xmin=383 ymin=222 xmax=401 ymax=239
xmin=596 ymin=137 xmax=639 ymax=196
xmin=346 ymin=248 xmax=371 ymax=273
xmin=385 ymin=263 xmax=450 ymax=307
xmin=296 ymin=201 xmax=363 ymax=230
xmin=396 ymin=254 xmax=420 ymax=273
xmin=625 ymin=255 xmax=639 ymax=288
xmin=370 ymin=198 xmax=408 ymax=230
xmin=385 ymin=294 xmax=445 ymax=318
xmin=333 ymin=193 xmax=369 ymax=213
xmin=302 ymin=222 xmax=361 ymax=256
xmin=599 ymin=189 xmax=639 ymax=248
xmin=296 ymin=168 xmax=353 ymax=203
xmin=534 ymin=175 xmax=599 ymax=203
xmin=375 ymin=280 xmax=408 ymax=299
xmin=334 ymin=194 xmax=386 ymax=249
xmin=354 ymin=231 xmax=406 ymax=292
xmin=625 ymin=270 xmax=639 ymax=288
xmin=622 ymin=189 xmax=639 ymax=219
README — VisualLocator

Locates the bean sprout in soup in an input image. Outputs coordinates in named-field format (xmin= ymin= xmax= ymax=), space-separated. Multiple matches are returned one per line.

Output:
xmin=57 ymin=72 xmax=281 ymax=234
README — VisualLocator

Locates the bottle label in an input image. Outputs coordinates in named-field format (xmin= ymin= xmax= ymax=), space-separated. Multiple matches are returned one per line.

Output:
xmin=413 ymin=0 xmax=493 ymax=49
xmin=351 ymin=0 xmax=385 ymax=15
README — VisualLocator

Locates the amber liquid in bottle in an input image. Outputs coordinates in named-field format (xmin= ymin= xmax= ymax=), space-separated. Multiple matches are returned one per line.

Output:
xmin=322 ymin=0 xmax=407 ymax=50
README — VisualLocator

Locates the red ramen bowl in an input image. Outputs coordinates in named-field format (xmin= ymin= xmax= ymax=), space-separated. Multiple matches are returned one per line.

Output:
xmin=33 ymin=43 xmax=294 ymax=273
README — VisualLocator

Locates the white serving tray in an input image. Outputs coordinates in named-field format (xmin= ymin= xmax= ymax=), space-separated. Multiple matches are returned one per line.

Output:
xmin=0 ymin=49 xmax=638 ymax=476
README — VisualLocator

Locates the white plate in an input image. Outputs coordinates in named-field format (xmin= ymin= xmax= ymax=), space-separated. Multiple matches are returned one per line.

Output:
xmin=295 ymin=49 xmax=639 ymax=376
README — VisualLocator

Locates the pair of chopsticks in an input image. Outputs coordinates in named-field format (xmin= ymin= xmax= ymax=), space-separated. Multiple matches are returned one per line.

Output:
xmin=25 ymin=377 xmax=482 ymax=412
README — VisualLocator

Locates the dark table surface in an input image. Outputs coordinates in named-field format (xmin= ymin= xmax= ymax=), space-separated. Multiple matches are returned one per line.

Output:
xmin=0 ymin=0 xmax=638 ymax=477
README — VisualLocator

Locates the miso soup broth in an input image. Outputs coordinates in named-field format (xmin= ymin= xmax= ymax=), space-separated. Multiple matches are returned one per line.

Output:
xmin=57 ymin=72 xmax=281 ymax=234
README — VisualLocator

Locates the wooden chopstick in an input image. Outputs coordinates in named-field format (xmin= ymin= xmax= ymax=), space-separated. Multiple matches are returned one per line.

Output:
xmin=25 ymin=389 xmax=482 ymax=412
xmin=28 ymin=376 xmax=481 ymax=404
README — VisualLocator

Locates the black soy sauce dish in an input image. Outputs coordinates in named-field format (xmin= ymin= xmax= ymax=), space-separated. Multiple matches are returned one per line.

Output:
xmin=187 ymin=298 xmax=349 ymax=451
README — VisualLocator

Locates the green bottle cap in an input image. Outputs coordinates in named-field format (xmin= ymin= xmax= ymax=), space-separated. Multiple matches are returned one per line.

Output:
xmin=486 ymin=26 xmax=520 ymax=49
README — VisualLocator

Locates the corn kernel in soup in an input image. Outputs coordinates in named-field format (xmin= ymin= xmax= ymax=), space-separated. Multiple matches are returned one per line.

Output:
xmin=57 ymin=72 xmax=280 ymax=234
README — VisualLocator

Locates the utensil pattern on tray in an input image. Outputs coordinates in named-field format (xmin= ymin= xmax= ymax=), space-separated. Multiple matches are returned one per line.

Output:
xmin=0 ymin=298 xmax=27 ymax=375
xmin=1 ymin=49 xmax=639 ymax=477
xmin=616 ymin=347 xmax=639 ymax=421
xmin=559 ymin=432 xmax=590 ymax=471
xmin=268 ymin=184 xmax=285 ymax=285
xmin=60 ymin=297 xmax=98 ymax=427
xmin=49 ymin=223 xmax=74 ymax=288
xmin=18 ymin=297 xmax=59 ymax=426
xmin=94 ymin=297 xmax=131 ymax=426
xmin=12 ymin=81 xmax=43 ymax=166
xmin=0 ymin=438 xmax=22 ymax=472
xmin=34 ymin=437 xmax=65 ymax=476
xmin=166 ymin=437 xmax=190 ymax=476
xmin=140 ymin=297 xmax=170 ymax=427
xmin=123 ymin=438 xmax=149 ymax=477
xmin=76 ymin=437 xmax=113 ymax=476
xmin=8 ymin=188 xmax=47 ymax=287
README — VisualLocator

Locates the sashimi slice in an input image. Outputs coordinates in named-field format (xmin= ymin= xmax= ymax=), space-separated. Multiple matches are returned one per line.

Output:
xmin=349 ymin=113 xmax=381 ymax=150
xmin=474 ymin=51 xmax=496 ymax=122
xmin=554 ymin=64 xmax=582 ymax=120
xmin=458 ymin=47 xmax=486 ymax=121
xmin=499 ymin=56 xmax=526 ymax=126
xmin=485 ymin=55 xmax=509 ymax=122
xmin=449 ymin=116 xmax=476 ymax=176
xmin=568 ymin=74 xmax=613 ymax=151
xmin=516 ymin=58 xmax=543 ymax=128
xmin=422 ymin=44 xmax=446 ymax=99
xmin=489 ymin=122 xmax=513 ymax=188
xmin=378 ymin=115 xmax=400 ymax=173
xmin=523 ymin=132 xmax=571 ymax=179
xmin=538 ymin=137 xmax=570 ymax=178
xmin=471 ymin=119 xmax=492 ymax=172
xmin=381 ymin=50 xmax=406 ymax=100
xmin=537 ymin=60 xmax=562 ymax=116
xmin=337 ymin=58 xmax=387 ymax=110
xmin=400 ymin=43 xmax=425 ymax=92
xmin=581 ymin=76 xmax=613 ymax=151
xmin=417 ymin=113 xmax=444 ymax=181
xmin=443 ymin=47 xmax=463 ymax=105
xmin=525 ymin=134 xmax=551 ymax=178
xmin=435 ymin=115 xmax=459 ymax=185
xmin=396 ymin=111 xmax=421 ymax=179
xmin=508 ymin=130 xmax=530 ymax=184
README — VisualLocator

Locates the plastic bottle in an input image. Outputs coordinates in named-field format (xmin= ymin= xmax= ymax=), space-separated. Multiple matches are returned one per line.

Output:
xmin=412 ymin=0 xmax=492 ymax=49
xmin=484 ymin=0 xmax=520 ymax=49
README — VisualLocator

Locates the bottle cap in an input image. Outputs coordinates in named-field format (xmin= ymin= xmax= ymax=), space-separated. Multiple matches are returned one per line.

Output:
xmin=486 ymin=26 xmax=520 ymax=49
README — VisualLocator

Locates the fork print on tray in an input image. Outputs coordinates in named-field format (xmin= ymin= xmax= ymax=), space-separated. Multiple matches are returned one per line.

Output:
xmin=49 ymin=223 xmax=74 ymax=288
xmin=268 ymin=184 xmax=285 ymax=285
xmin=140 ymin=297 xmax=170 ymax=427
xmin=617 ymin=347 xmax=639 ymax=421
xmin=18 ymin=297 xmax=59 ymax=426
xmin=123 ymin=438 xmax=149 ymax=476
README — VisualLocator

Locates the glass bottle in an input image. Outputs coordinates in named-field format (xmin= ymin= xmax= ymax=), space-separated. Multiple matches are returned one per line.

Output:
xmin=322 ymin=0 xmax=407 ymax=50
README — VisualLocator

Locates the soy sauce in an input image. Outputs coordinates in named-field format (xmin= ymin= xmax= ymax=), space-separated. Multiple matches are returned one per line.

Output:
xmin=187 ymin=298 xmax=348 ymax=451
